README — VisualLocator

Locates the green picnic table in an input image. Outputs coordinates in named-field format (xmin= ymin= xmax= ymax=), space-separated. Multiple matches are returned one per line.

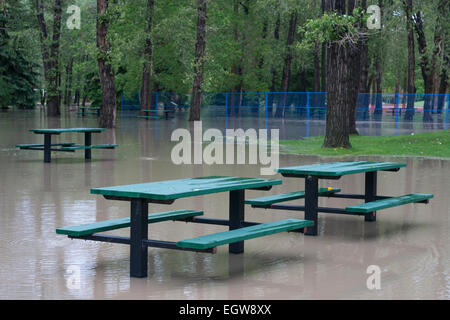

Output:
xmin=16 ymin=128 xmax=118 ymax=163
xmin=246 ymin=161 xmax=433 ymax=236
xmin=56 ymin=176 xmax=314 ymax=278
xmin=77 ymin=106 xmax=100 ymax=116
xmin=137 ymin=109 xmax=175 ymax=120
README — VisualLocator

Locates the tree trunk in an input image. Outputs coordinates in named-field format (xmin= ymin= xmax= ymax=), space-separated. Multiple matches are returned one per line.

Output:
xmin=229 ymin=0 xmax=242 ymax=117
xmin=189 ymin=0 xmax=207 ymax=121
xmin=267 ymin=12 xmax=281 ymax=118
xmin=403 ymin=0 xmax=416 ymax=121
xmin=44 ymin=0 xmax=62 ymax=116
xmin=275 ymin=10 xmax=297 ymax=118
xmin=347 ymin=0 xmax=363 ymax=134
xmin=320 ymin=0 xmax=327 ymax=94
xmin=97 ymin=0 xmax=117 ymax=128
xmin=414 ymin=10 xmax=434 ymax=122
xmin=65 ymin=56 xmax=73 ymax=107
xmin=35 ymin=0 xmax=50 ymax=83
xmin=140 ymin=0 xmax=154 ymax=115
xmin=322 ymin=0 xmax=351 ymax=149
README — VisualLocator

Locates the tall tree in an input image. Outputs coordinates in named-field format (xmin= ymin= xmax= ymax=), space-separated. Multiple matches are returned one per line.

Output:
xmin=267 ymin=10 xmax=281 ymax=117
xmin=322 ymin=0 xmax=352 ymax=148
xmin=413 ymin=0 xmax=447 ymax=122
xmin=140 ymin=0 xmax=155 ymax=115
xmin=0 ymin=0 xmax=37 ymax=109
xmin=275 ymin=9 xmax=298 ymax=118
xmin=347 ymin=0 xmax=363 ymax=133
xmin=357 ymin=0 xmax=370 ymax=120
xmin=34 ymin=0 xmax=62 ymax=116
xmin=403 ymin=0 xmax=416 ymax=120
xmin=97 ymin=0 xmax=117 ymax=128
xmin=189 ymin=0 xmax=207 ymax=121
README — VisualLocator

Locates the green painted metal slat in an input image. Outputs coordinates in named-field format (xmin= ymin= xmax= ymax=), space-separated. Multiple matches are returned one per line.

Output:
xmin=60 ymin=144 xmax=118 ymax=150
xmin=277 ymin=161 xmax=406 ymax=177
xmin=56 ymin=209 xmax=204 ymax=237
xmin=91 ymin=176 xmax=282 ymax=201
xmin=30 ymin=128 xmax=105 ymax=134
xmin=245 ymin=187 xmax=341 ymax=206
xmin=345 ymin=193 xmax=434 ymax=213
xmin=176 ymin=219 xmax=314 ymax=250
xmin=16 ymin=142 xmax=75 ymax=148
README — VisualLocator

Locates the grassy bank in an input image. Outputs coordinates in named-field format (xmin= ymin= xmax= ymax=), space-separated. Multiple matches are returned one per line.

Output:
xmin=279 ymin=130 xmax=450 ymax=158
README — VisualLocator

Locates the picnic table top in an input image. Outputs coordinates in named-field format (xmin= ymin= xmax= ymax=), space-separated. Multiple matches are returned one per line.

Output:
xmin=30 ymin=128 xmax=105 ymax=134
xmin=276 ymin=161 xmax=406 ymax=177
xmin=91 ymin=176 xmax=282 ymax=201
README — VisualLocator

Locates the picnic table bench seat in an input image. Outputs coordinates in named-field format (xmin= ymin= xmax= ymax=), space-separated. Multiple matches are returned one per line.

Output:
xmin=16 ymin=142 xmax=76 ymax=149
xmin=346 ymin=193 xmax=433 ymax=213
xmin=59 ymin=144 xmax=118 ymax=151
xmin=56 ymin=209 xmax=203 ymax=237
xmin=176 ymin=218 xmax=314 ymax=250
xmin=245 ymin=187 xmax=341 ymax=207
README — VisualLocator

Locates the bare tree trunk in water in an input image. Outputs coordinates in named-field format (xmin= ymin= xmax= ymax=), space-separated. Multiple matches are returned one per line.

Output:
xmin=348 ymin=0 xmax=363 ymax=134
xmin=97 ymin=0 xmax=117 ymax=128
xmin=323 ymin=0 xmax=351 ymax=148
xmin=275 ymin=9 xmax=297 ymax=118
xmin=403 ymin=0 xmax=416 ymax=121
xmin=414 ymin=10 xmax=434 ymax=123
xmin=358 ymin=0 xmax=370 ymax=121
xmin=65 ymin=56 xmax=73 ymax=107
xmin=46 ymin=0 xmax=62 ymax=116
xmin=312 ymin=42 xmax=320 ymax=118
xmin=267 ymin=11 xmax=281 ymax=118
xmin=189 ymin=0 xmax=207 ymax=121
xmin=140 ymin=0 xmax=154 ymax=115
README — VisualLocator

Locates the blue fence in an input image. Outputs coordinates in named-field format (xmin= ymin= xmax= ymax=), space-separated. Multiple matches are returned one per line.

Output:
xmin=121 ymin=92 xmax=450 ymax=133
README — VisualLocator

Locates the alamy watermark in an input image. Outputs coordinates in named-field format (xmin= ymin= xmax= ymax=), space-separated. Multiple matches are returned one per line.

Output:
xmin=66 ymin=265 xmax=81 ymax=290
xmin=170 ymin=121 xmax=279 ymax=176
xmin=366 ymin=265 xmax=381 ymax=290
xmin=66 ymin=5 xmax=81 ymax=30
xmin=367 ymin=5 xmax=381 ymax=30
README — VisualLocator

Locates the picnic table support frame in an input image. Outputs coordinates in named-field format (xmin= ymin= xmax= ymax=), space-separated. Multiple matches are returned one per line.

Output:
xmin=130 ymin=199 xmax=148 ymax=278
xmin=84 ymin=132 xmax=92 ymax=160
xmin=44 ymin=134 xmax=52 ymax=163
xmin=364 ymin=172 xmax=377 ymax=222
xmin=304 ymin=175 xmax=319 ymax=236
xmin=229 ymin=190 xmax=245 ymax=254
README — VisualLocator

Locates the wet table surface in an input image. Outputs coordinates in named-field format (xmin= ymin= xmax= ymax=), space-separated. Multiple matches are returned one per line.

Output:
xmin=91 ymin=176 xmax=282 ymax=201
xmin=276 ymin=161 xmax=407 ymax=178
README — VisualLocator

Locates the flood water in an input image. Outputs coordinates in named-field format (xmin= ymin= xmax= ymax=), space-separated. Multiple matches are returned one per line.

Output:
xmin=0 ymin=109 xmax=449 ymax=299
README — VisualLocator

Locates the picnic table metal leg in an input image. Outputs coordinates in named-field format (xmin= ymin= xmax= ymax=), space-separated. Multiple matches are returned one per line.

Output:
xmin=84 ymin=132 xmax=91 ymax=160
xmin=130 ymin=199 xmax=148 ymax=278
xmin=44 ymin=134 xmax=51 ymax=163
xmin=304 ymin=175 xmax=319 ymax=236
xmin=229 ymin=189 xmax=245 ymax=254
xmin=364 ymin=172 xmax=377 ymax=222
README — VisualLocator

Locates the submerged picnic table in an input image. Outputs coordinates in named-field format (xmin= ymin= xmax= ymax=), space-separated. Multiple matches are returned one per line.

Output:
xmin=137 ymin=109 xmax=175 ymax=120
xmin=246 ymin=161 xmax=433 ymax=236
xmin=77 ymin=106 xmax=100 ymax=116
xmin=16 ymin=128 xmax=118 ymax=163
xmin=56 ymin=176 xmax=314 ymax=278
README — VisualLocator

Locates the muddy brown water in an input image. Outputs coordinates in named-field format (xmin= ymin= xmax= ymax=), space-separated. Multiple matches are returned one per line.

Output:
xmin=0 ymin=110 xmax=449 ymax=299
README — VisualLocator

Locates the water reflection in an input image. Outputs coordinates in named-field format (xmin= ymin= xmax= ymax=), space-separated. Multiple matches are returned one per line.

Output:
xmin=0 ymin=110 xmax=448 ymax=299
